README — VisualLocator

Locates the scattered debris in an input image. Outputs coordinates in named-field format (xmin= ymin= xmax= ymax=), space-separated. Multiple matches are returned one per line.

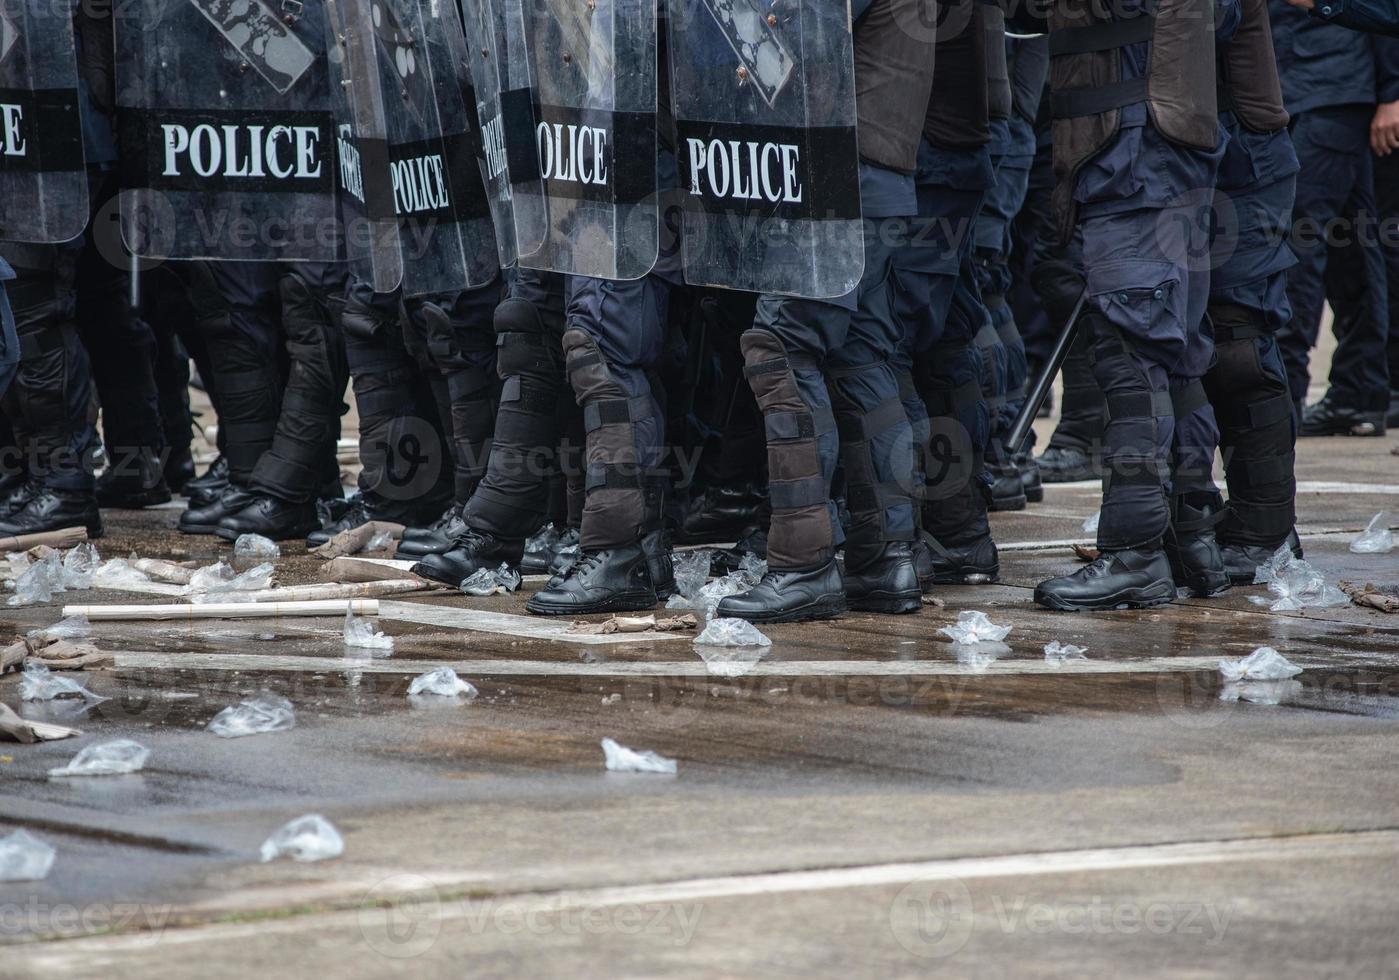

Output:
xmin=187 ymin=560 xmax=235 ymax=593
xmin=601 ymin=736 xmax=676 ymax=774
xmin=8 ymin=551 xmax=62 ymax=606
xmin=1082 ymin=511 xmax=1100 ymax=534
xmin=602 ymin=693 xmax=621 ymax=705
xmin=523 ymin=523 xmax=561 ymax=569
xmin=460 ymin=563 xmax=522 ymax=596
xmin=207 ymin=696 xmax=296 ymax=738
xmin=60 ymin=542 xmax=100 ymax=589
xmin=921 ymin=594 xmax=946 ymax=607
xmin=93 ymin=558 xmax=153 ymax=590
xmin=259 ymin=815 xmax=344 ymax=863
xmin=407 ymin=667 xmax=477 ymax=699
xmin=1219 ymin=646 xmax=1303 ymax=682
xmin=954 ymin=641 xmax=1011 ymax=671
xmin=233 ymin=534 xmax=281 ymax=560
xmin=694 ymin=643 xmax=769 ymax=677
xmin=939 ymin=610 xmax=1012 ymax=644
xmin=1350 ymin=512 xmax=1394 ymax=555
xmin=1044 ymin=640 xmax=1089 ymax=664
xmin=363 ymin=529 xmax=397 ymax=553
xmin=672 ymin=550 xmax=712 ymax=600
xmin=1072 ymin=543 xmax=1100 ymax=563
xmin=0 ymin=829 xmax=55 ymax=882
xmin=28 ymin=640 xmax=113 ymax=671
xmin=310 ymin=521 xmax=406 ymax=559
xmin=343 ymin=610 xmax=394 ymax=653
xmin=27 ymin=614 xmax=91 ymax=643
xmin=1250 ymin=548 xmax=1348 ymax=611
xmin=0 ymin=526 xmax=87 ymax=553
xmin=567 ymin=613 xmax=697 ymax=635
xmin=0 ymin=703 xmax=81 ymax=743
xmin=694 ymin=617 xmax=770 ymax=648
xmin=19 ymin=662 xmax=107 ymax=703
xmin=48 ymin=739 xmax=149 ymax=777
xmin=1340 ymin=581 xmax=1399 ymax=614
xmin=132 ymin=558 xmax=197 ymax=586
xmin=64 ymin=598 xmax=380 ymax=621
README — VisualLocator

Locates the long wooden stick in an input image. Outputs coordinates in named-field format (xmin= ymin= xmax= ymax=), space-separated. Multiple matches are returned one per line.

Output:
xmin=228 ymin=580 xmax=425 ymax=603
xmin=61 ymin=599 xmax=381 ymax=621
xmin=0 ymin=527 xmax=88 ymax=552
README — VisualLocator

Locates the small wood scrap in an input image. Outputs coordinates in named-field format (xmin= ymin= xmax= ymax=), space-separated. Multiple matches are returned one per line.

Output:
xmin=311 ymin=521 xmax=406 ymax=559
xmin=0 ymin=633 xmax=114 ymax=675
xmin=921 ymin=594 xmax=946 ymax=607
xmin=567 ymin=614 xmax=698 ymax=635
xmin=0 ymin=702 xmax=81 ymax=743
xmin=1340 ymin=581 xmax=1399 ymax=614
xmin=1073 ymin=543 xmax=1100 ymax=563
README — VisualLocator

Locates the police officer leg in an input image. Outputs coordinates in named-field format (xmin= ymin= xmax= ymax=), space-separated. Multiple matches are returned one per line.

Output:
xmin=0 ymin=247 xmax=102 ymax=536
xmin=1164 ymin=378 xmax=1230 ymax=597
xmin=395 ymin=280 xmax=502 ymax=557
xmin=713 ymin=296 xmax=847 ymax=624
xmin=526 ymin=274 xmax=671 ymax=615
xmin=177 ymin=261 xmax=284 ymax=534
xmin=145 ymin=266 xmax=198 ymax=492
xmin=826 ymin=227 xmax=921 ymax=614
xmin=218 ymin=263 xmax=349 ymax=540
xmin=413 ymin=270 xmax=570 ymax=583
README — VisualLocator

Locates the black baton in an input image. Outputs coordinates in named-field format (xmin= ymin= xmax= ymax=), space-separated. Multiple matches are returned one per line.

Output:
xmin=1005 ymin=287 xmax=1088 ymax=453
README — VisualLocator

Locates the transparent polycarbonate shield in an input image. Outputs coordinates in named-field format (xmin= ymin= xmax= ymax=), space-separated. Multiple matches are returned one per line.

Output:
xmin=0 ymin=2 xmax=88 ymax=243
xmin=115 ymin=0 xmax=339 ymax=262
xmin=363 ymin=0 xmax=499 ymax=296
xmin=513 ymin=0 xmax=658 ymax=280
xmin=323 ymin=0 xmax=403 ymax=291
xmin=455 ymin=0 xmax=546 ymax=266
xmin=666 ymin=0 xmax=863 ymax=297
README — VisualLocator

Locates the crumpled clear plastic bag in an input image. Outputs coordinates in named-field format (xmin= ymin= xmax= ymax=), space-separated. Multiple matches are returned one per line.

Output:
xmin=686 ymin=573 xmax=753 ymax=618
xmin=207 ymin=696 xmax=296 ymax=737
xmin=8 ymin=551 xmax=62 ymax=606
xmin=1219 ymin=646 xmax=1302 ymax=682
xmin=1220 ymin=679 xmax=1303 ymax=705
xmin=939 ymin=610 xmax=1012 ymax=644
xmin=93 ymin=558 xmax=151 ymax=589
xmin=190 ymin=561 xmax=275 ymax=601
xmin=694 ymin=617 xmax=771 ymax=648
xmin=1350 ymin=512 xmax=1394 ymax=555
xmin=407 ymin=667 xmax=478 ymax=699
xmin=523 ymin=522 xmax=560 ymax=565
xmin=672 ymin=550 xmax=712 ymax=600
xmin=259 ymin=814 xmax=344 ymax=863
xmin=60 ymin=542 xmax=100 ymax=589
xmin=233 ymin=533 xmax=281 ymax=560
xmin=694 ymin=643 xmax=769 ymax=678
xmin=28 ymin=613 xmax=91 ymax=642
xmin=601 ymin=736 xmax=677 ymax=774
xmin=187 ymin=559 xmax=235 ymax=593
xmin=48 ymin=739 xmax=150 ymax=777
xmin=460 ymin=562 xmax=522 ymax=596
xmin=0 ymin=829 xmax=55 ymax=882
xmin=364 ymin=529 xmax=396 ymax=552
xmin=20 ymin=662 xmax=107 ymax=703
xmin=1044 ymin=640 xmax=1089 ymax=664
xmin=1249 ymin=548 xmax=1348 ymax=611
xmin=343 ymin=610 xmax=393 ymax=653
xmin=1082 ymin=511 xmax=1100 ymax=533
xmin=954 ymin=641 xmax=1010 ymax=671
xmin=737 ymin=552 xmax=768 ymax=585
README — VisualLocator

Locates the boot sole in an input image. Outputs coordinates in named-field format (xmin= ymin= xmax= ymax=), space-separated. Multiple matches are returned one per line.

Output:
xmin=1039 ymin=469 xmax=1103 ymax=484
xmin=990 ymin=495 xmax=1027 ymax=512
xmin=931 ymin=567 xmax=1000 ymax=586
xmin=178 ymin=522 xmax=225 ymax=536
xmin=719 ymin=595 xmax=847 ymax=625
xmin=1024 ymin=486 xmax=1044 ymax=503
xmin=525 ymin=590 xmax=658 ymax=616
xmin=98 ymin=490 xmax=173 ymax=509
xmin=213 ymin=523 xmax=317 ymax=543
xmin=848 ymin=590 xmax=922 ymax=615
xmin=1033 ymin=582 xmax=1176 ymax=612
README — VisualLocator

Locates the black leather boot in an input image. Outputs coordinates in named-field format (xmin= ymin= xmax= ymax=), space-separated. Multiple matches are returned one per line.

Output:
xmin=1220 ymin=528 xmax=1303 ymax=585
xmin=844 ymin=542 xmax=921 ymax=614
xmin=216 ymin=494 xmax=319 ymax=541
xmin=525 ymin=546 xmax=658 ymax=615
xmin=1300 ymin=395 xmax=1386 ymax=437
xmin=1034 ymin=546 xmax=1176 ymax=611
xmin=0 ymin=487 xmax=102 ymax=538
xmin=395 ymin=505 xmax=466 ymax=558
xmin=184 ymin=455 xmax=229 ymax=508
xmin=96 ymin=450 xmax=172 ymax=509
xmin=1035 ymin=445 xmax=1102 ymax=483
xmin=164 ymin=444 xmax=196 ymax=493
xmin=715 ymin=559 xmax=846 ymax=624
xmin=179 ymin=485 xmax=256 ymax=535
xmin=412 ymin=529 xmax=521 ymax=587
xmin=1165 ymin=501 xmax=1230 ymax=598
xmin=923 ymin=533 xmax=1000 ymax=585
xmin=0 ymin=478 xmax=39 ymax=519
xmin=642 ymin=529 xmax=676 ymax=600
xmin=306 ymin=496 xmax=371 ymax=548
xmin=677 ymin=483 xmax=767 ymax=545
xmin=989 ymin=458 xmax=1028 ymax=511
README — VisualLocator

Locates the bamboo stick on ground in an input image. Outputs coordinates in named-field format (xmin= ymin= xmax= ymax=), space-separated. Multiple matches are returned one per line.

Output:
xmin=0 ymin=527 xmax=87 ymax=552
xmin=62 ymin=598 xmax=381 ymax=621
xmin=223 ymin=580 xmax=426 ymax=603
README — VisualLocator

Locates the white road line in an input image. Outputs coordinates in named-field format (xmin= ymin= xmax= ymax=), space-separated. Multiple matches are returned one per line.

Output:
xmin=1295 ymin=481 xmax=1399 ymax=496
xmin=377 ymin=600 xmax=686 ymax=645
xmin=12 ymin=829 xmax=1398 ymax=965
xmin=110 ymin=651 xmax=1391 ymax=677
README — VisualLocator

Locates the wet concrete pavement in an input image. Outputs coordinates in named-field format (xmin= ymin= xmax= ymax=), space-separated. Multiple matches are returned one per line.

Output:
xmin=1 ymin=425 xmax=1397 ymax=977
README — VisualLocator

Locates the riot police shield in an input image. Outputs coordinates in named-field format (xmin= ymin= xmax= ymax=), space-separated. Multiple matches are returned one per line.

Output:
xmin=455 ymin=0 xmax=547 ymax=267
xmin=666 ymin=0 xmax=862 ymax=298
xmin=512 ymin=0 xmax=659 ymax=281
xmin=115 ymin=0 xmax=339 ymax=263
xmin=0 ymin=3 xmax=88 ymax=243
